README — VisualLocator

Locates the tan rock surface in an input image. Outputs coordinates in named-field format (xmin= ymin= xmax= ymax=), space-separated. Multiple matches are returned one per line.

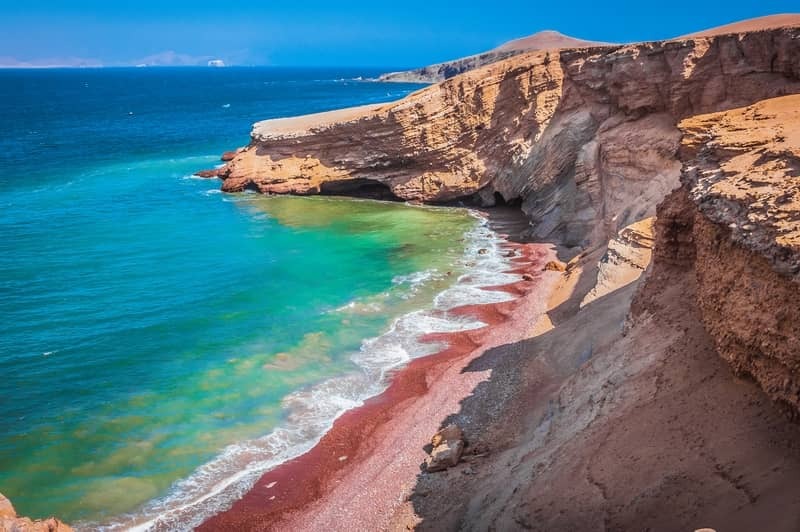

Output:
xmin=430 ymin=424 xmax=463 ymax=448
xmin=393 ymin=160 xmax=800 ymax=532
xmin=680 ymin=95 xmax=800 ymax=279
xmin=0 ymin=493 xmax=72 ymax=532
xmin=682 ymin=13 xmax=800 ymax=38
xmin=426 ymin=439 xmax=465 ymax=473
xmin=380 ymin=30 xmax=608 ymax=83
xmin=217 ymin=26 xmax=800 ymax=251
xmin=674 ymin=96 xmax=800 ymax=415
xmin=0 ymin=494 xmax=14 ymax=519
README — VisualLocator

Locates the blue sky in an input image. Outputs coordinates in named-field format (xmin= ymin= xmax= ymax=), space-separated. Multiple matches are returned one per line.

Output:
xmin=0 ymin=1 xmax=797 ymax=67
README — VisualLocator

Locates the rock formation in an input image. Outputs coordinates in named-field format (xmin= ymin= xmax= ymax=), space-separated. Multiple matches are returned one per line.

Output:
xmin=211 ymin=24 xmax=800 ymax=253
xmin=426 ymin=424 xmax=465 ymax=472
xmin=0 ymin=493 xmax=72 ymax=532
xmin=197 ymin=16 xmax=800 ymax=531
xmin=670 ymin=95 xmax=800 ymax=416
xmin=392 ymin=95 xmax=800 ymax=532
xmin=378 ymin=30 xmax=606 ymax=83
xmin=379 ymin=14 xmax=800 ymax=84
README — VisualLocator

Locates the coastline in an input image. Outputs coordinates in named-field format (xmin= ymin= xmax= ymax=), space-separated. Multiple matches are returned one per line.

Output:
xmin=198 ymin=209 xmax=560 ymax=530
xmin=8 ymin=15 xmax=800 ymax=530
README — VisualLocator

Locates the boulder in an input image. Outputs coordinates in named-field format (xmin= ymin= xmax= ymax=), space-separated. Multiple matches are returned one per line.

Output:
xmin=195 ymin=168 xmax=222 ymax=178
xmin=0 ymin=492 xmax=72 ymax=532
xmin=426 ymin=439 xmax=465 ymax=472
xmin=0 ymin=493 xmax=15 ymax=518
xmin=543 ymin=260 xmax=567 ymax=272
xmin=426 ymin=424 xmax=465 ymax=472
xmin=0 ymin=516 xmax=73 ymax=531
xmin=431 ymin=424 xmax=463 ymax=448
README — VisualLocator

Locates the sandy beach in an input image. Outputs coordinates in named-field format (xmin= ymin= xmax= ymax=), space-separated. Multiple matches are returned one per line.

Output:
xmin=197 ymin=212 xmax=560 ymax=531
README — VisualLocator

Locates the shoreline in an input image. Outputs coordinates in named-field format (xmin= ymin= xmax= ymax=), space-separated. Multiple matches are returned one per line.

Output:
xmin=198 ymin=210 xmax=559 ymax=530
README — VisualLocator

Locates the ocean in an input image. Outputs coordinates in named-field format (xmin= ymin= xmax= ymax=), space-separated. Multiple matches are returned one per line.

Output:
xmin=0 ymin=67 xmax=518 ymax=529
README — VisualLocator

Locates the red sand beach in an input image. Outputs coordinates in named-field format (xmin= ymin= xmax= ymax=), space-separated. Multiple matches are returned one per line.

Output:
xmin=198 ymin=234 xmax=559 ymax=531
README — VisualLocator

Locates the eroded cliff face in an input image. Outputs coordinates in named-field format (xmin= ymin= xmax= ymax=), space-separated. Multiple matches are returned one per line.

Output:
xmin=0 ymin=493 xmax=72 ymax=532
xmin=190 ymin=26 xmax=800 ymax=531
xmin=214 ymin=26 xmax=800 ymax=249
xmin=390 ymin=96 xmax=800 ymax=532
xmin=659 ymin=95 xmax=800 ymax=416
xmin=378 ymin=30 xmax=605 ymax=83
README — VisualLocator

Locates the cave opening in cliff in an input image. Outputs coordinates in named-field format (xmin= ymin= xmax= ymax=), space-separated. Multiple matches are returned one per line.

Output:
xmin=493 ymin=191 xmax=522 ymax=207
xmin=318 ymin=178 xmax=402 ymax=201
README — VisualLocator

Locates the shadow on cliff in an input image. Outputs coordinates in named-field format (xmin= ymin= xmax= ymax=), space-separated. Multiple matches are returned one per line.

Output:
xmin=405 ymin=277 xmax=641 ymax=531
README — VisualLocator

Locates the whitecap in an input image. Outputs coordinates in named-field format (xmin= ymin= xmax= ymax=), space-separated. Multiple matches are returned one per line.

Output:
xmin=89 ymin=210 xmax=519 ymax=532
xmin=332 ymin=299 xmax=385 ymax=314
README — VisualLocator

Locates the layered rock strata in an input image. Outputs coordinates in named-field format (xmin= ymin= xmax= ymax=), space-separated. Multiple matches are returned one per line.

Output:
xmin=666 ymin=95 xmax=800 ymax=415
xmin=0 ymin=493 xmax=72 ymax=532
xmin=379 ymin=30 xmax=605 ymax=83
xmin=390 ymin=96 xmax=800 ymax=532
xmin=183 ymin=21 xmax=800 ymax=532
xmin=212 ymin=26 xmax=800 ymax=251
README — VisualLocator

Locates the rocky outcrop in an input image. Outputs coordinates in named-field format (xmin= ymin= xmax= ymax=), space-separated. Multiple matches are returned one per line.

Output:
xmin=0 ymin=493 xmax=72 ymax=532
xmin=192 ymin=20 xmax=800 ymax=531
xmin=393 ymin=94 xmax=800 ymax=532
xmin=426 ymin=424 xmax=465 ymax=472
xmin=379 ymin=31 xmax=605 ymax=83
xmin=378 ymin=50 xmax=520 ymax=84
xmin=661 ymin=96 xmax=800 ymax=416
xmin=679 ymin=95 xmax=800 ymax=279
xmin=213 ymin=25 xmax=800 ymax=250
xmin=379 ymin=15 xmax=800 ymax=83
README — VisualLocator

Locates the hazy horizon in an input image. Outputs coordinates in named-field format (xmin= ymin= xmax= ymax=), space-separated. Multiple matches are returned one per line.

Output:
xmin=1 ymin=1 xmax=798 ymax=68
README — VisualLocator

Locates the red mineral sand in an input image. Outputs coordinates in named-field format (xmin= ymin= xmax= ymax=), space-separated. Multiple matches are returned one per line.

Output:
xmin=198 ymin=241 xmax=557 ymax=531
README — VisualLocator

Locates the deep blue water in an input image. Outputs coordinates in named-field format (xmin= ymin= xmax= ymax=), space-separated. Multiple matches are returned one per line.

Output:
xmin=0 ymin=67 xmax=422 ymax=188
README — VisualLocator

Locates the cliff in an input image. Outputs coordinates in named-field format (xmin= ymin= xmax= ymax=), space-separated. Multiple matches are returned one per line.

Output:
xmin=379 ymin=14 xmax=800 ymax=84
xmin=0 ymin=493 xmax=72 ymax=532
xmin=195 ymin=19 xmax=800 ymax=531
xmin=212 ymin=25 xmax=800 ymax=251
xmin=378 ymin=30 xmax=605 ymax=83
xmin=386 ymin=95 xmax=800 ymax=532
xmin=673 ymin=95 xmax=800 ymax=415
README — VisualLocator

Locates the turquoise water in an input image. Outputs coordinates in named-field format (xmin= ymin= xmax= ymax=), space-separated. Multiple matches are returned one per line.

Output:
xmin=0 ymin=68 xmax=517 ymax=529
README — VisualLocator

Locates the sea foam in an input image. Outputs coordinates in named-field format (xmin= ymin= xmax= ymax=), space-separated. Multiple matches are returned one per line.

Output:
xmin=91 ymin=213 xmax=519 ymax=532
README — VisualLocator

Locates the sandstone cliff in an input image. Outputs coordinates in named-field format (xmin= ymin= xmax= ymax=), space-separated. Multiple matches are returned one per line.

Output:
xmin=387 ymin=95 xmax=800 ymax=532
xmin=195 ymin=20 xmax=800 ymax=531
xmin=212 ymin=25 xmax=800 ymax=251
xmin=672 ymin=95 xmax=800 ymax=416
xmin=0 ymin=493 xmax=72 ymax=532
xmin=378 ymin=30 xmax=605 ymax=83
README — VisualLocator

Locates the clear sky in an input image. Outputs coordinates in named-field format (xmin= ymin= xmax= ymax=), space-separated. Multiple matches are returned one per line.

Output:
xmin=1 ymin=0 xmax=797 ymax=67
